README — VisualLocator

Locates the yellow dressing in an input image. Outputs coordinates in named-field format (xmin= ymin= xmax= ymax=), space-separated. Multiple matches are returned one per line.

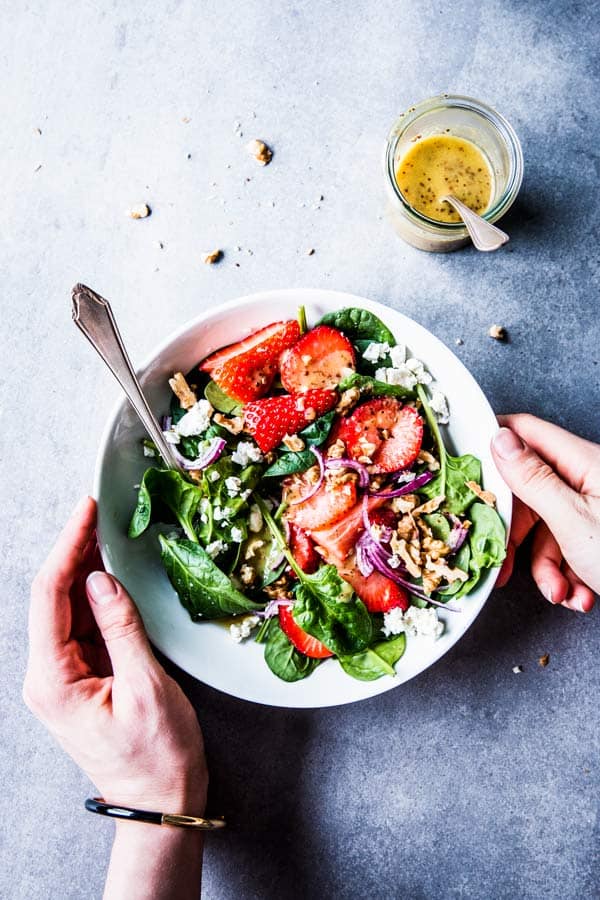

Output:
xmin=396 ymin=135 xmax=493 ymax=223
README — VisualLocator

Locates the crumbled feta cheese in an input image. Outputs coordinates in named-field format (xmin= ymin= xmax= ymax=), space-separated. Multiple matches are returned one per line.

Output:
xmin=376 ymin=366 xmax=416 ymax=390
xmin=429 ymin=389 xmax=450 ymax=424
xmin=163 ymin=430 xmax=180 ymax=444
xmin=387 ymin=555 xmax=401 ymax=569
xmin=248 ymin=504 xmax=263 ymax=533
xmin=405 ymin=358 xmax=433 ymax=385
xmin=362 ymin=341 xmax=390 ymax=363
xmin=143 ymin=444 xmax=157 ymax=457
xmin=240 ymin=489 xmax=252 ymax=501
xmin=382 ymin=606 xmax=444 ymax=640
xmin=175 ymin=399 xmax=213 ymax=438
xmin=397 ymin=470 xmax=416 ymax=483
xmin=213 ymin=506 xmax=230 ymax=522
xmin=232 ymin=441 xmax=263 ymax=466
xmin=230 ymin=526 xmax=244 ymax=543
xmin=388 ymin=344 xmax=407 ymax=367
xmin=229 ymin=614 xmax=260 ymax=643
xmin=225 ymin=476 xmax=242 ymax=496
xmin=208 ymin=470 xmax=221 ymax=482
xmin=205 ymin=539 xmax=226 ymax=558
xmin=240 ymin=564 xmax=255 ymax=585
xmin=200 ymin=514 xmax=208 ymax=524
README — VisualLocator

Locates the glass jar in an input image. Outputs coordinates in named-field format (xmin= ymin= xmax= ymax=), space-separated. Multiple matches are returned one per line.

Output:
xmin=384 ymin=95 xmax=523 ymax=252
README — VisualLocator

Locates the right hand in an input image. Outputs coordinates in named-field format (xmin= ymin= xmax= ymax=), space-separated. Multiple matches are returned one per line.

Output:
xmin=491 ymin=414 xmax=599 ymax=612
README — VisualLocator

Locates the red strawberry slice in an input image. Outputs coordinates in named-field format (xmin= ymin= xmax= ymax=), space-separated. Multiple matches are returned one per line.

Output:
xmin=279 ymin=605 xmax=334 ymax=658
xmin=342 ymin=565 xmax=409 ymax=614
xmin=280 ymin=325 xmax=356 ymax=392
xmin=285 ymin=472 xmax=358 ymax=531
xmin=243 ymin=389 xmax=337 ymax=453
xmin=288 ymin=524 xmax=320 ymax=575
xmin=200 ymin=320 xmax=300 ymax=404
xmin=310 ymin=496 xmax=386 ymax=563
xmin=337 ymin=398 xmax=423 ymax=473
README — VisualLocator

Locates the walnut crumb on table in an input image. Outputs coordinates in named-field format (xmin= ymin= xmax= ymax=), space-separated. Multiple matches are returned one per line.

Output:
xmin=204 ymin=249 xmax=223 ymax=264
xmin=488 ymin=324 xmax=507 ymax=341
xmin=246 ymin=139 xmax=273 ymax=165
xmin=127 ymin=203 xmax=151 ymax=219
xmin=538 ymin=653 xmax=550 ymax=668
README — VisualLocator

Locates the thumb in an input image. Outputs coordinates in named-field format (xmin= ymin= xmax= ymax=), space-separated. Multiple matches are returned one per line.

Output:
xmin=491 ymin=426 xmax=580 ymax=546
xmin=86 ymin=571 xmax=155 ymax=674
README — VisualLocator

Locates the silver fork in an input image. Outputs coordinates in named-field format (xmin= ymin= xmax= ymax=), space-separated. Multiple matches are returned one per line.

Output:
xmin=71 ymin=283 xmax=181 ymax=470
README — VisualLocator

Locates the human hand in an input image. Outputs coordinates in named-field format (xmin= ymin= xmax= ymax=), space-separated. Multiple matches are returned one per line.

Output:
xmin=23 ymin=496 xmax=208 ymax=814
xmin=491 ymin=414 xmax=599 ymax=612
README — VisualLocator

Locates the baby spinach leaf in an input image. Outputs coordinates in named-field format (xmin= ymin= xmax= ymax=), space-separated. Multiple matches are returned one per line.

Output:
xmin=292 ymin=565 xmax=373 ymax=656
xmin=338 ymin=633 xmax=406 ymax=681
xmin=158 ymin=535 xmax=263 ymax=619
xmin=422 ymin=513 xmax=451 ymax=542
xmin=263 ymin=411 xmax=335 ymax=478
xmin=204 ymin=380 xmax=243 ymax=416
xmin=438 ymin=542 xmax=472 ymax=598
xmin=338 ymin=372 xmax=415 ymax=399
xmin=419 ymin=452 xmax=482 ymax=515
xmin=318 ymin=307 xmax=396 ymax=346
xmin=263 ymin=619 xmax=322 ymax=682
xmin=129 ymin=468 xmax=203 ymax=542
xmin=469 ymin=503 xmax=507 ymax=570
xmin=299 ymin=409 xmax=336 ymax=446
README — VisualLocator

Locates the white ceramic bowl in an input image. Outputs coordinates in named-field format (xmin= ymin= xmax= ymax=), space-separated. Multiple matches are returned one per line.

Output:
xmin=94 ymin=289 xmax=511 ymax=708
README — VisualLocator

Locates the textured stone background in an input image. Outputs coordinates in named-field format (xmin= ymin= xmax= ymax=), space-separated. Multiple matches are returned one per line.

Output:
xmin=1 ymin=1 xmax=598 ymax=898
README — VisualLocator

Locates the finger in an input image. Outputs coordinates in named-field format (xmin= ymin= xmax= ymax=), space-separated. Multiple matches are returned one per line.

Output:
xmin=559 ymin=563 xmax=596 ymax=613
xmin=530 ymin=522 xmax=569 ymax=605
xmin=29 ymin=496 xmax=97 ymax=657
xmin=495 ymin=497 xmax=539 ymax=588
xmin=86 ymin=571 xmax=156 ymax=675
xmin=491 ymin=427 xmax=580 ymax=549
xmin=498 ymin=414 xmax=600 ymax=492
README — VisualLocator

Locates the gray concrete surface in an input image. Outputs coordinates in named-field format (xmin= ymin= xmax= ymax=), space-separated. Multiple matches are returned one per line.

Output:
xmin=1 ymin=1 xmax=599 ymax=898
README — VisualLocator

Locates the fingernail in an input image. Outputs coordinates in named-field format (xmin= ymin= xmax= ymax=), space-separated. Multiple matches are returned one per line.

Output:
xmin=87 ymin=571 xmax=118 ymax=605
xmin=493 ymin=427 xmax=525 ymax=460
xmin=540 ymin=583 xmax=555 ymax=604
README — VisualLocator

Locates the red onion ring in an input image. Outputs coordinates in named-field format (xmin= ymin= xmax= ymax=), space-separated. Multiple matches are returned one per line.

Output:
xmin=325 ymin=457 xmax=370 ymax=488
xmin=289 ymin=446 xmax=325 ymax=506
xmin=369 ymin=470 xmax=434 ymax=498
xmin=172 ymin=436 xmax=226 ymax=471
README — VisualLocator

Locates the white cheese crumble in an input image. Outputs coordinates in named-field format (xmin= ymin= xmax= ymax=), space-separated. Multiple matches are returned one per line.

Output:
xmin=208 ymin=470 xmax=221 ymax=482
xmin=205 ymin=539 xmax=226 ymax=558
xmin=229 ymin=615 xmax=260 ymax=644
xmin=375 ymin=366 xmax=416 ymax=389
xmin=213 ymin=506 xmax=231 ymax=522
xmin=388 ymin=344 xmax=407 ymax=367
xmin=249 ymin=503 xmax=263 ymax=533
xmin=163 ymin=430 xmax=180 ymax=444
xmin=362 ymin=341 xmax=390 ymax=363
xmin=225 ymin=476 xmax=242 ymax=496
xmin=143 ymin=444 xmax=157 ymax=457
xmin=429 ymin=388 xmax=450 ymax=424
xmin=382 ymin=606 xmax=444 ymax=640
xmin=175 ymin=399 xmax=213 ymax=438
xmin=230 ymin=526 xmax=244 ymax=543
xmin=375 ymin=354 xmax=433 ymax=390
xmin=240 ymin=489 xmax=252 ymax=501
xmin=232 ymin=441 xmax=263 ymax=466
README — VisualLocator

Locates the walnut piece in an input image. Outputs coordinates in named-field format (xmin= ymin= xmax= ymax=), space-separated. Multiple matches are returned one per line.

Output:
xmin=465 ymin=481 xmax=497 ymax=507
xmin=128 ymin=203 xmax=151 ymax=219
xmin=336 ymin=387 xmax=360 ymax=416
xmin=204 ymin=249 xmax=223 ymax=265
xmin=488 ymin=324 xmax=507 ymax=341
xmin=213 ymin=413 xmax=243 ymax=435
xmin=168 ymin=372 xmax=197 ymax=410
xmin=413 ymin=495 xmax=445 ymax=515
xmin=246 ymin=139 xmax=273 ymax=166
xmin=326 ymin=438 xmax=346 ymax=459
xmin=282 ymin=433 xmax=305 ymax=452
xmin=418 ymin=449 xmax=440 ymax=471
xmin=538 ymin=653 xmax=550 ymax=668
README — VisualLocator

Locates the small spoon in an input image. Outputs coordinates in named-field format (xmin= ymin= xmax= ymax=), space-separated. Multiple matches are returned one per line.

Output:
xmin=440 ymin=194 xmax=509 ymax=252
xmin=71 ymin=283 xmax=182 ymax=471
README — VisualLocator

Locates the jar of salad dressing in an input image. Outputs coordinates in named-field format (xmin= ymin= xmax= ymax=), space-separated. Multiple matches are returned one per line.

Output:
xmin=384 ymin=95 xmax=523 ymax=252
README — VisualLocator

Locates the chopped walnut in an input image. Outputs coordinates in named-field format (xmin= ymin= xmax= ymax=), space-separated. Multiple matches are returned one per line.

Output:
xmin=391 ymin=495 xmax=418 ymax=515
xmin=213 ymin=413 xmax=243 ymax=435
xmin=168 ymin=372 xmax=197 ymax=410
xmin=244 ymin=539 xmax=265 ymax=560
xmin=246 ymin=139 xmax=273 ymax=165
xmin=538 ymin=653 xmax=550 ymax=668
xmin=204 ymin=249 xmax=223 ymax=265
xmin=422 ymin=571 xmax=442 ymax=594
xmin=282 ymin=433 xmax=305 ymax=452
xmin=188 ymin=469 xmax=203 ymax=482
xmin=324 ymin=469 xmax=356 ymax=492
xmin=326 ymin=438 xmax=346 ymax=459
xmin=335 ymin=387 xmax=360 ymax=415
xmin=263 ymin=574 xmax=293 ymax=600
xmin=424 ymin=556 xmax=468 ymax=583
xmin=488 ymin=324 xmax=507 ymax=341
xmin=240 ymin=565 xmax=256 ymax=585
xmin=391 ymin=537 xmax=422 ymax=578
xmin=413 ymin=495 xmax=445 ymax=515
xmin=421 ymin=536 xmax=451 ymax=560
xmin=127 ymin=203 xmax=151 ymax=219
xmin=465 ymin=481 xmax=496 ymax=507
xmin=418 ymin=449 xmax=440 ymax=471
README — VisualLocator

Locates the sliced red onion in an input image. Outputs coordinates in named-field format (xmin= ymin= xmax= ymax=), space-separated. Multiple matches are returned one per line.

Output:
xmin=356 ymin=532 xmax=375 ymax=577
xmin=161 ymin=414 xmax=173 ymax=431
xmin=447 ymin=514 xmax=469 ymax=552
xmin=255 ymin=598 xmax=293 ymax=619
xmin=172 ymin=436 xmax=226 ymax=471
xmin=364 ymin=541 xmax=461 ymax=611
xmin=325 ymin=457 xmax=370 ymax=488
xmin=369 ymin=469 xmax=434 ymax=498
xmin=289 ymin=446 xmax=325 ymax=506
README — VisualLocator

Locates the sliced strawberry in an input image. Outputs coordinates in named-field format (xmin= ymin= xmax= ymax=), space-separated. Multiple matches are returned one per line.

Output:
xmin=285 ymin=472 xmax=358 ymax=531
xmin=338 ymin=398 xmax=423 ymax=473
xmin=280 ymin=325 xmax=356 ymax=392
xmin=310 ymin=496 xmax=386 ymax=563
xmin=279 ymin=605 xmax=334 ymax=658
xmin=342 ymin=565 xmax=409 ymax=614
xmin=288 ymin=524 xmax=320 ymax=575
xmin=243 ymin=389 xmax=337 ymax=453
xmin=201 ymin=320 xmax=300 ymax=404
xmin=368 ymin=507 xmax=398 ymax=533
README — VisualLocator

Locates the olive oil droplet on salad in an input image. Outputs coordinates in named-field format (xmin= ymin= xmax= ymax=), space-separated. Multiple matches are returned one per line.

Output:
xmin=396 ymin=135 xmax=493 ymax=223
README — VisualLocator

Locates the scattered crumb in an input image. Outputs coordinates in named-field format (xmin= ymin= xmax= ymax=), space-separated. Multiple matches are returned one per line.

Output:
xmin=488 ymin=324 xmax=507 ymax=341
xmin=158 ymin=241 xmax=164 ymax=249
xmin=187 ymin=153 xmax=192 ymax=159
xmin=127 ymin=203 xmax=151 ymax=219
xmin=181 ymin=116 xmax=191 ymax=123
xmin=512 ymin=665 xmax=523 ymax=674
xmin=455 ymin=337 xmax=464 ymax=346
xmin=204 ymin=249 xmax=223 ymax=265
xmin=35 ymin=127 xmax=42 ymax=135
xmin=538 ymin=653 xmax=550 ymax=668
xmin=34 ymin=163 xmax=43 ymax=172
xmin=246 ymin=138 xmax=273 ymax=165
xmin=307 ymin=248 xmax=315 ymax=256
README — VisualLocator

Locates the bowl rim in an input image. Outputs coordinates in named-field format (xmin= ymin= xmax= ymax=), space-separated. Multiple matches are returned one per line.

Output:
xmin=93 ymin=288 xmax=512 ymax=708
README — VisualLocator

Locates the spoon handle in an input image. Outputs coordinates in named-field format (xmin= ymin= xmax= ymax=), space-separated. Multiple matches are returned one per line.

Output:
xmin=441 ymin=195 xmax=509 ymax=252
xmin=71 ymin=283 xmax=180 ymax=470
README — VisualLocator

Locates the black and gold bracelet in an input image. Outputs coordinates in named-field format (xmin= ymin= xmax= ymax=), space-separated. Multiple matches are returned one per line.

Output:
xmin=85 ymin=798 xmax=226 ymax=831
